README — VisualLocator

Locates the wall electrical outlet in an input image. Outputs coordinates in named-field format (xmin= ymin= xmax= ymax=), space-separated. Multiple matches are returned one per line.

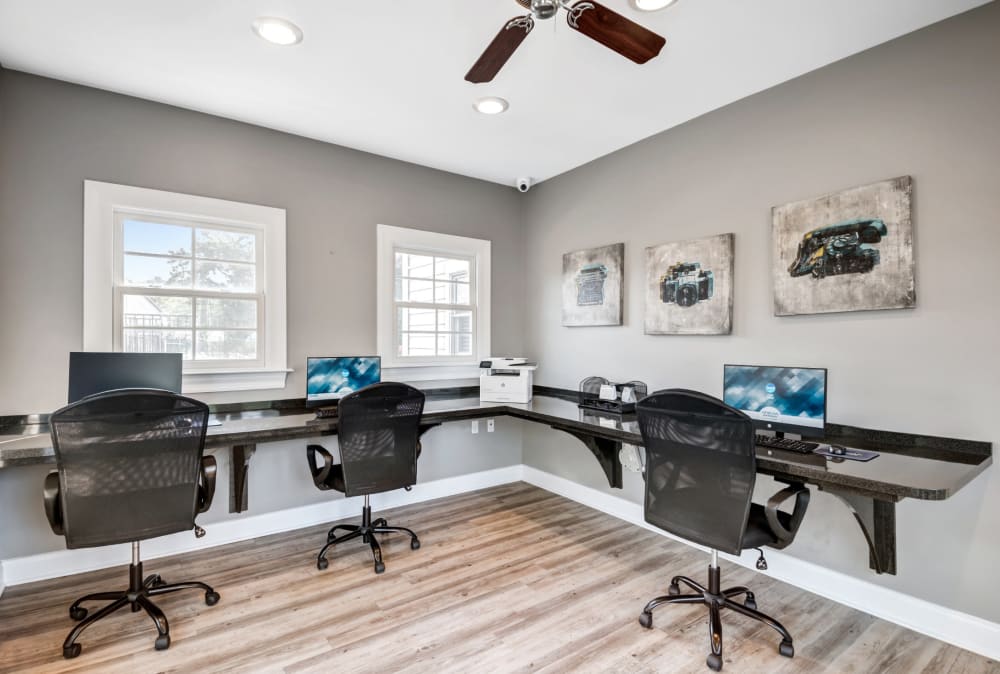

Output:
xmin=471 ymin=420 xmax=479 ymax=434
xmin=487 ymin=418 xmax=495 ymax=433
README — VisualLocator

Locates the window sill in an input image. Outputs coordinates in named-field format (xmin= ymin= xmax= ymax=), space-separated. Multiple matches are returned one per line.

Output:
xmin=183 ymin=368 xmax=292 ymax=394
xmin=382 ymin=363 xmax=482 ymax=383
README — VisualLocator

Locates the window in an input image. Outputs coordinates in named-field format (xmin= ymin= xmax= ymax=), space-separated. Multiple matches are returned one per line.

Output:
xmin=84 ymin=181 xmax=288 ymax=393
xmin=377 ymin=225 xmax=490 ymax=375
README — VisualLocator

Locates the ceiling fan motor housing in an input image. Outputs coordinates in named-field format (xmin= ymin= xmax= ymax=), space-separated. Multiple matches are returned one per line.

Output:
xmin=530 ymin=0 xmax=560 ymax=20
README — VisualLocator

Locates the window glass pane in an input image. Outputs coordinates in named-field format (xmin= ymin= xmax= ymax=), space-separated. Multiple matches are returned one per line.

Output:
xmin=195 ymin=228 xmax=256 ymax=263
xmin=436 ymin=333 xmax=473 ymax=356
xmin=437 ymin=310 xmax=473 ymax=332
xmin=123 ymin=254 xmax=192 ymax=288
xmin=123 ymin=220 xmax=191 ymax=256
xmin=398 ymin=332 xmax=435 ymax=357
xmin=123 ymin=328 xmax=193 ymax=359
xmin=197 ymin=298 xmax=257 ymax=329
xmin=396 ymin=278 xmax=435 ymax=303
xmin=123 ymin=294 xmax=192 ymax=328
xmin=196 ymin=330 xmax=257 ymax=360
xmin=194 ymin=260 xmax=256 ymax=292
xmin=395 ymin=252 xmax=434 ymax=279
xmin=434 ymin=281 xmax=470 ymax=305
xmin=398 ymin=307 xmax=435 ymax=332
xmin=435 ymin=257 xmax=470 ymax=281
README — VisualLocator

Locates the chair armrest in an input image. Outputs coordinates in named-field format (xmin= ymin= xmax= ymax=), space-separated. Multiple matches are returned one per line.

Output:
xmin=307 ymin=444 xmax=334 ymax=490
xmin=765 ymin=482 xmax=810 ymax=546
xmin=43 ymin=471 xmax=64 ymax=536
xmin=197 ymin=455 xmax=217 ymax=514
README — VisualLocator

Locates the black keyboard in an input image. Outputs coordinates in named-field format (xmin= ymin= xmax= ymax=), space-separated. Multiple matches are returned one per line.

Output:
xmin=755 ymin=434 xmax=819 ymax=454
xmin=314 ymin=407 xmax=338 ymax=419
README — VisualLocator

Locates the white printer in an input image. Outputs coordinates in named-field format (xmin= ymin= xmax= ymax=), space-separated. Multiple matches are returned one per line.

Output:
xmin=479 ymin=358 xmax=537 ymax=404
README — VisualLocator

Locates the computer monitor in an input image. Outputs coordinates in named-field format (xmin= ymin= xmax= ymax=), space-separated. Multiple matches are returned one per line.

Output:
xmin=723 ymin=364 xmax=827 ymax=437
xmin=306 ymin=356 xmax=381 ymax=406
xmin=68 ymin=352 xmax=183 ymax=403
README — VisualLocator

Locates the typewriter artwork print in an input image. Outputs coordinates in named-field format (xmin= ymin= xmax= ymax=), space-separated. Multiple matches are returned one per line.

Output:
xmin=561 ymin=243 xmax=624 ymax=327
xmin=576 ymin=263 xmax=609 ymax=306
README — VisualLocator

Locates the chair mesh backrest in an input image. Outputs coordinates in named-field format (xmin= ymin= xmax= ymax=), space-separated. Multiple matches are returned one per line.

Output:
xmin=637 ymin=389 xmax=756 ymax=555
xmin=337 ymin=382 xmax=425 ymax=498
xmin=49 ymin=388 xmax=210 ymax=549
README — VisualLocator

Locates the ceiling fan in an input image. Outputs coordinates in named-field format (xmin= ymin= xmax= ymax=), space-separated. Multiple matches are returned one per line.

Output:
xmin=465 ymin=0 xmax=666 ymax=83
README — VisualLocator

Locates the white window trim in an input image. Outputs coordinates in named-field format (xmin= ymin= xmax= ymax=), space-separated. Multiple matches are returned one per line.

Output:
xmin=377 ymin=224 xmax=491 ymax=376
xmin=84 ymin=180 xmax=289 ymax=393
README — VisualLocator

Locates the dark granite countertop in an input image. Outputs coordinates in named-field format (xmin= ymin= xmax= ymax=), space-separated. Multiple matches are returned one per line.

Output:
xmin=1 ymin=391 xmax=991 ymax=501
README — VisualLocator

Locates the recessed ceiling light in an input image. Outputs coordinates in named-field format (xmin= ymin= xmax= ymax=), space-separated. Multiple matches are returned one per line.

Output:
xmin=474 ymin=97 xmax=509 ymax=115
xmin=252 ymin=17 xmax=303 ymax=46
xmin=630 ymin=0 xmax=679 ymax=10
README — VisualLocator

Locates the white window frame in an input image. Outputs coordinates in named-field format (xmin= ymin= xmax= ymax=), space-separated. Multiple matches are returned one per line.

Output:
xmin=377 ymin=224 xmax=491 ymax=379
xmin=84 ymin=180 xmax=289 ymax=393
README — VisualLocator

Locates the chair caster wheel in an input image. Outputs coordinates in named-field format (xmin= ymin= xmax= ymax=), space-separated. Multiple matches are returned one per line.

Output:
xmin=638 ymin=612 xmax=653 ymax=629
xmin=205 ymin=591 xmax=220 ymax=606
xmin=706 ymin=653 xmax=723 ymax=671
xmin=317 ymin=558 xmax=329 ymax=571
xmin=63 ymin=643 xmax=82 ymax=659
xmin=410 ymin=538 xmax=421 ymax=550
xmin=69 ymin=606 xmax=88 ymax=621
xmin=155 ymin=634 xmax=170 ymax=651
xmin=779 ymin=640 xmax=794 ymax=658
xmin=667 ymin=583 xmax=680 ymax=596
xmin=744 ymin=599 xmax=757 ymax=611
xmin=374 ymin=562 xmax=386 ymax=574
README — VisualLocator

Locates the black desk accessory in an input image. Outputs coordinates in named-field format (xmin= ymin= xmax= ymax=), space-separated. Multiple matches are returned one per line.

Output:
xmin=815 ymin=445 xmax=879 ymax=462
xmin=578 ymin=377 xmax=647 ymax=414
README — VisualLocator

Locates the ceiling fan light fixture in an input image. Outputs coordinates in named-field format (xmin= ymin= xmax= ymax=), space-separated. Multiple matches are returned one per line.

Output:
xmin=252 ymin=17 xmax=303 ymax=46
xmin=474 ymin=97 xmax=509 ymax=115
xmin=630 ymin=0 xmax=679 ymax=10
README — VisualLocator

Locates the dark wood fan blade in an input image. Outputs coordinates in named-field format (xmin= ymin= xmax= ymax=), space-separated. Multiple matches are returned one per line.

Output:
xmin=465 ymin=15 xmax=535 ymax=83
xmin=566 ymin=1 xmax=665 ymax=64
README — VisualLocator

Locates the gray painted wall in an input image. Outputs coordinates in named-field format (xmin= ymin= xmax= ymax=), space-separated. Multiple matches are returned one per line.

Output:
xmin=521 ymin=4 xmax=1000 ymax=622
xmin=0 ymin=69 xmax=525 ymax=558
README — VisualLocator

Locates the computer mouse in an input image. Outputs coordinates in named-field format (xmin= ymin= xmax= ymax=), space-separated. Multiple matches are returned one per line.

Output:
xmin=828 ymin=445 xmax=847 ymax=456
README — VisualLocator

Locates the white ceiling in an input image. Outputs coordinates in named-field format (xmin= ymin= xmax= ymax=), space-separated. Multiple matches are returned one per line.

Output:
xmin=0 ymin=0 xmax=989 ymax=187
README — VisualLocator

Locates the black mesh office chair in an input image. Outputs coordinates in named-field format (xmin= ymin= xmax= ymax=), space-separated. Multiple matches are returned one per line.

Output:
xmin=306 ymin=382 xmax=425 ymax=574
xmin=44 ymin=389 xmax=220 ymax=659
xmin=636 ymin=389 xmax=810 ymax=671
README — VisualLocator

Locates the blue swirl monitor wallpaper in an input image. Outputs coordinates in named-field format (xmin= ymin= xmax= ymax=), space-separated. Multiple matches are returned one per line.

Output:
xmin=306 ymin=356 xmax=381 ymax=402
xmin=723 ymin=365 xmax=826 ymax=429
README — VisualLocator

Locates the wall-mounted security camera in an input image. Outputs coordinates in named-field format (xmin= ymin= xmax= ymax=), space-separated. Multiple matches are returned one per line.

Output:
xmin=516 ymin=177 xmax=533 ymax=193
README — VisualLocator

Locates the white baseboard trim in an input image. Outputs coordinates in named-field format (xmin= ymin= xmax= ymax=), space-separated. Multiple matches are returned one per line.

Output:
xmin=0 ymin=464 xmax=524 ymax=589
xmin=520 ymin=465 xmax=1000 ymax=662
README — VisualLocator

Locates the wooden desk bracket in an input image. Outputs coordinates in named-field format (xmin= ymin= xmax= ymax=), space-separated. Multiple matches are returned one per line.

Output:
xmin=228 ymin=423 xmax=440 ymax=514
xmin=550 ymin=427 xmax=623 ymax=489
xmin=821 ymin=485 xmax=897 ymax=575
xmin=230 ymin=444 xmax=256 ymax=514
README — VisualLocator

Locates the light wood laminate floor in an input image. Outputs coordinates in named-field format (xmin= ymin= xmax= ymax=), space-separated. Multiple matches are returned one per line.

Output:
xmin=0 ymin=483 xmax=996 ymax=673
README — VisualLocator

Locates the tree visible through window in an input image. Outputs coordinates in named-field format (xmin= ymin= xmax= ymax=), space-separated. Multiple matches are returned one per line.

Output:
xmin=117 ymin=217 xmax=263 ymax=365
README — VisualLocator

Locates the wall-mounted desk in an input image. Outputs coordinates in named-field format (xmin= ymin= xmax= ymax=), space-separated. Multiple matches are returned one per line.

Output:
xmin=0 ymin=389 xmax=990 ymax=576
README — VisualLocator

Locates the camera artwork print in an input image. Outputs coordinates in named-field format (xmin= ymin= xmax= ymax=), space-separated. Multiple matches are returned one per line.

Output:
xmin=644 ymin=233 xmax=734 ymax=335
xmin=562 ymin=243 xmax=624 ymax=327
xmin=772 ymin=176 xmax=915 ymax=316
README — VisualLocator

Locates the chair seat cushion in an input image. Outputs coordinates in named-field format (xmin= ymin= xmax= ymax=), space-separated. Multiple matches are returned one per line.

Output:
xmin=742 ymin=503 xmax=792 ymax=550
xmin=321 ymin=443 xmax=422 ymax=494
